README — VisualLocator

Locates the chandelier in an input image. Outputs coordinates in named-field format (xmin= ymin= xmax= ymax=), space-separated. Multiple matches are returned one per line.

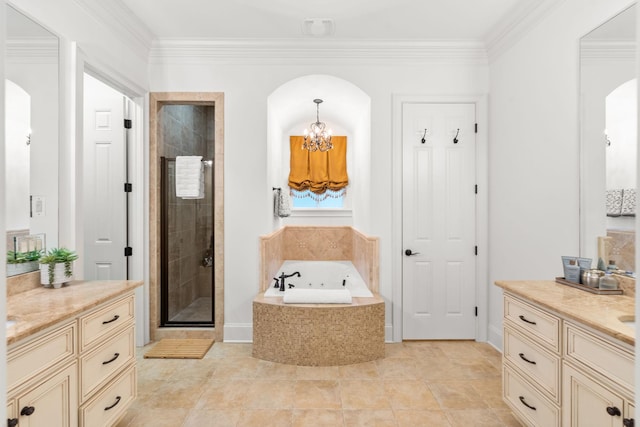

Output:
xmin=303 ymin=99 xmax=333 ymax=152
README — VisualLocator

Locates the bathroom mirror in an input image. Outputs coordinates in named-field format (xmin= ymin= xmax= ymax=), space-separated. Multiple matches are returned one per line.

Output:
xmin=5 ymin=5 xmax=59 ymax=276
xmin=579 ymin=4 xmax=637 ymax=273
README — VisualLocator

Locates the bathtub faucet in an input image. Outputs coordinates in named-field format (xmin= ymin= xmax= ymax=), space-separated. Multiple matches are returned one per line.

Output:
xmin=275 ymin=271 xmax=301 ymax=292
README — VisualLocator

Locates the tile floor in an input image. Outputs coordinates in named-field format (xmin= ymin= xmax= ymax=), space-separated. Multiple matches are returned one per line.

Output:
xmin=116 ymin=340 xmax=522 ymax=427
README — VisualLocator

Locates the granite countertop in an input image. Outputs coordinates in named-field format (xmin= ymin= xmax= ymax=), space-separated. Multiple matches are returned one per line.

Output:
xmin=7 ymin=280 xmax=143 ymax=346
xmin=495 ymin=280 xmax=635 ymax=346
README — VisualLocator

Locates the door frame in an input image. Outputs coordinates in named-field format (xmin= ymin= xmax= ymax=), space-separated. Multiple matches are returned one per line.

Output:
xmin=73 ymin=50 xmax=148 ymax=346
xmin=391 ymin=94 xmax=488 ymax=343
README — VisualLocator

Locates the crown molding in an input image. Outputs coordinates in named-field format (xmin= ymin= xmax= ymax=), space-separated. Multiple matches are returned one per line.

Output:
xmin=484 ymin=0 xmax=567 ymax=63
xmin=71 ymin=0 xmax=154 ymax=60
xmin=580 ymin=40 xmax=636 ymax=62
xmin=149 ymin=38 xmax=488 ymax=65
xmin=6 ymin=38 xmax=58 ymax=63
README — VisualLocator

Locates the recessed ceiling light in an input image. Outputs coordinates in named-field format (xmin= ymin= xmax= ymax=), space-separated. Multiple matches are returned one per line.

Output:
xmin=302 ymin=18 xmax=335 ymax=37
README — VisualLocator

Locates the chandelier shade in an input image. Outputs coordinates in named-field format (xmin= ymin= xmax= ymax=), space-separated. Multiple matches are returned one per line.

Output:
xmin=303 ymin=99 xmax=333 ymax=152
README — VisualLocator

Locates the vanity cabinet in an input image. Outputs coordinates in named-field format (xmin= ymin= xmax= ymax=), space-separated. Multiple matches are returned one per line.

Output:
xmin=502 ymin=295 xmax=561 ymax=426
xmin=562 ymin=321 xmax=634 ymax=427
xmin=7 ymin=291 xmax=137 ymax=427
xmin=501 ymin=291 xmax=635 ymax=427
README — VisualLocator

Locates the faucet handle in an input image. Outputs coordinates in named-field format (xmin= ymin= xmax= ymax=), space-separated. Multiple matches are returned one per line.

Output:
xmin=273 ymin=278 xmax=280 ymax=288
xmin=288 ymin=284 xmax=295 ymax=289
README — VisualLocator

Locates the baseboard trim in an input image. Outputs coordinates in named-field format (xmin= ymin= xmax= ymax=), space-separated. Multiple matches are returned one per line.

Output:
xmin=223 ymin=323 xmax=253 ymax=342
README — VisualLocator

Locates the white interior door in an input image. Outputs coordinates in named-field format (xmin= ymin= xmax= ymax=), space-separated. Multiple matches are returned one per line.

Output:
xmin=83 ymin=73 xmax=127 ymax=280
xmin=402 ymin=102 xmax=476 ymax=340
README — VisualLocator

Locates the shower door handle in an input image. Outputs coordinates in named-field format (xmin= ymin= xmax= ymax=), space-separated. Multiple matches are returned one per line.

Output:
xmin=405 ymin=249 xmax=420 ymax=256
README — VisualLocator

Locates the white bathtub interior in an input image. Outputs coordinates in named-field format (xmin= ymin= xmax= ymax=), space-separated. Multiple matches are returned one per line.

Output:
xmin=264 ymin=260 xmax=374 ymax=298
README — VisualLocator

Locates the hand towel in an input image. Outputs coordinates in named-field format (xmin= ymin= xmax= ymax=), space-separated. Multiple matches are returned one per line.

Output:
xmin=176 ymin=156 xmax=204 ymax=199
xmin=277 ymin=189 xmax=291 ymax=217
xmin=606 ymin=189 xmax=623 ymax=217
xmin=282 ymin=288 xmax=352 ymax=304
xmin=621 ymin=188 xmax=636 ymax=216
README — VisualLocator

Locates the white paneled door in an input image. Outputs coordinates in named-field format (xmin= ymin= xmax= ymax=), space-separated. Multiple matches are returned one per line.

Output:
xmin=402 ymin=103 xmax=476 ymax=339
xmin=83 ymin=74 xmax=128 ymax=280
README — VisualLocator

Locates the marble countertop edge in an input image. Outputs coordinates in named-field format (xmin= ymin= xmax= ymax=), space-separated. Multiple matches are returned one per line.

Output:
xmin=495 ymin=280 xmax=635 ymax=347
xmin=7 ymin=280 xmax=143 ymax=346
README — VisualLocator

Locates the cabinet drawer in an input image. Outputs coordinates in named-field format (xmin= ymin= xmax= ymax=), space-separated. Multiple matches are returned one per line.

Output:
xmin=565 ymin=322 xmax=634 ymax=394
xmin=504 ymin=326 xmax=561 ymax=403
xmin=80 ymin=326 xmax=135 ymax=403
xmin=80 ymin=363 xmax=136 ymax=427
xmin=79 ymin=294 xmax=134 ymax=352
xmin=504 ymin=294 xmax=560 ymax=353
xmin=503 ymin=364 xmax=560 ymax=427
xmin=8 ymin=321 xmax=76 ymax=392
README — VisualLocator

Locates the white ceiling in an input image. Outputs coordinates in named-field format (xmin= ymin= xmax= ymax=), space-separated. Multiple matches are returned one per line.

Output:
xmin=120 ymin=0 xmax=539 ymax=41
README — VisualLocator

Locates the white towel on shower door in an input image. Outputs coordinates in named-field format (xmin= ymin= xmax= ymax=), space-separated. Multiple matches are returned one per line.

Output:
xmin=176 ymin=155 xmax=204 ymax=199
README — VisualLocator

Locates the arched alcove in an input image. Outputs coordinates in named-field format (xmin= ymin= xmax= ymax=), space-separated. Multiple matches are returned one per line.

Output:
xmin=266 ymin=74 xmax=371 ymax=230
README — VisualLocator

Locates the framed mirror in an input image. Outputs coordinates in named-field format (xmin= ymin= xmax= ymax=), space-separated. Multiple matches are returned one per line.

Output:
xmin=5 ymin=5 xmax=59 ymax=276
xmin=579 ymin=4 xmax=636 ymax=274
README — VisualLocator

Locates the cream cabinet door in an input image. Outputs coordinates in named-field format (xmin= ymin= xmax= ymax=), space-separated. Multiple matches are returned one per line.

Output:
xmin=563 ymin=363 xmax=626 ymax=427
xmin=14 ymin=363 xmax=78 ymax=427
xmin=624 ymin=402 xmax=635 ymax=427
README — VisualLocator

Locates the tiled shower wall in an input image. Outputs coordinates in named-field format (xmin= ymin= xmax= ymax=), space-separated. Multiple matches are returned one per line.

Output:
xmin=159 ymin=105 xmax=214 ymax=319
xmin=259 ymin=226 xmax=379 ymax=293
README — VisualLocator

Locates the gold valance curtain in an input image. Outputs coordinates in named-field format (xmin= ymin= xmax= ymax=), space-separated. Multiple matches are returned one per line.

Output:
xmin=288 ymin=136 xmax=349 ymax=195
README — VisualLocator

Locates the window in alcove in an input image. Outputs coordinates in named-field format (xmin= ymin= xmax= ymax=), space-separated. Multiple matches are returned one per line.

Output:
xmin=288 ymin=135 xmax=349 ymax=209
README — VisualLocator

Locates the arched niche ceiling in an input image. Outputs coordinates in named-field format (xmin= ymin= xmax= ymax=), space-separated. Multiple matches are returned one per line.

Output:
xmin=268 ymin=74 xmax=371 ymax=134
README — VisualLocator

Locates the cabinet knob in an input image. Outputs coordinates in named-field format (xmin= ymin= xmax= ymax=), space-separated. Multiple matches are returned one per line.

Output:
xmin=19 ymin=406 xmax=34 ymax=416
xmin=623 ymin=418 xmax=635 ymax=427
xmin=7 ymin=418 xmax=18 ymax=427
xmin=606 ymin=406 xmax=621 ymax=417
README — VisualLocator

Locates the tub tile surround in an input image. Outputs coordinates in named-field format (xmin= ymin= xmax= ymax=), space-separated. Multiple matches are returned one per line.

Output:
xmin=253 ymin=295 xmax=385 ymax=366
xmin=607 ymin=229 xmax=635 ymax=272
xmin=255 ymin=226 xmax=383 ymax=366
xmin=259 ymin=226 xmax=379 ymax=293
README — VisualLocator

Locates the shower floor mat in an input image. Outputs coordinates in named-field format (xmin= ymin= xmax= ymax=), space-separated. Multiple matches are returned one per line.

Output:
xmin=144 ymin=338 xmax=214 ymax=359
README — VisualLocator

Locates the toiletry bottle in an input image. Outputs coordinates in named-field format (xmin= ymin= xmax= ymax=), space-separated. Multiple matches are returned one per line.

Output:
xmin=599 ymin=272 xmax=618 ymax=290
xmin=607 ymin=259 xmax=618 ymax=272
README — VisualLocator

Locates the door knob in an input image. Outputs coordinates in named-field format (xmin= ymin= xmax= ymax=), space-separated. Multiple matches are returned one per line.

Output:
xmin=623 ymin=418 xmax=634 ymax=427
xmin=405 ymin=249 xmax=420 ymax=256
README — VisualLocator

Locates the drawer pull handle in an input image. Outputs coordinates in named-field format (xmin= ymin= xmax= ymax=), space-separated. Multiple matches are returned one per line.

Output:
xmin=623 ymin=418 xmax=634 ymax=427
xmin=20 ymin=406 xmax=35 ymax=416
xmin=518 ymin=396 xmax=536 ymax=411
xmin=518 ymin=315 xmax=537 ymax=325
xmin=518 ymin=353 xmax=537 ymax=365
xmin=8 ymin=418 xmax=18 ymax=427
xmin=606 ymin=406 xmax=621 ymax=417
xmin=102 ymin=314 xmax=120 ymax=324
xmin=104 ymin=396 xmax=121 ymax=411
xmin=102 ymin=352 xmax=120 ymax=365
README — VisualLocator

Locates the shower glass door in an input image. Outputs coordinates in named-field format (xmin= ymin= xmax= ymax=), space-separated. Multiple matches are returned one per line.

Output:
xmin=160 ymin=156 xmax=214 ymax=326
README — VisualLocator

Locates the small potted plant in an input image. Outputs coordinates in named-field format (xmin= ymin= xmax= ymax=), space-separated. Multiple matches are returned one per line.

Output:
xmin=7 ymin=250 xmax=43 ymax=277
xmin=39 ymin=248 xmax=78 ymax=288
